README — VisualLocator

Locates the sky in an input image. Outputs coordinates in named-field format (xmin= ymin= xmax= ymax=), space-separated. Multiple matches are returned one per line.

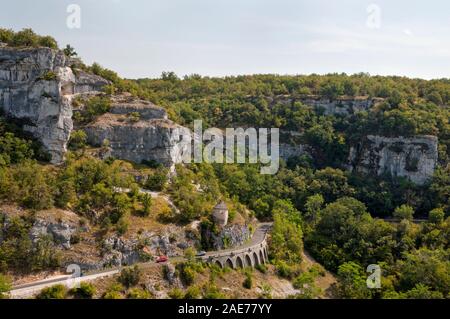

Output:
xmin=1 ymin=0 xmax=449 ymax=79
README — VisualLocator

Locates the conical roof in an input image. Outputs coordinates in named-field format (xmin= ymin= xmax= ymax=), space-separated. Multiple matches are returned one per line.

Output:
xmin=214 ymin=201 xmax=227 ymax=210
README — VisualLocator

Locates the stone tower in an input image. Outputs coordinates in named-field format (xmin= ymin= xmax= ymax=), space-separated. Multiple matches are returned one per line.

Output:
xmin=212 ymin=201 xmax=228 ymax=227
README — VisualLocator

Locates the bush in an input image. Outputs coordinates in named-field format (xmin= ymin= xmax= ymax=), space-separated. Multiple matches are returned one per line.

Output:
xmin=38 ymin=36 xmax=58 ymax=49
xmin=127 ymin=288 xmax=152 ymax=299
xmin=102 ymin=283 xmax=123 ymax=299
xmin=184 ymin=285 xmax=201 ymax=299
xmin=118 ymin=265 xmax=141 ymax=288
xmin=168 ymin=288 xmax=184 ymax=299
xmin=70 ymin=282 xmax=96 ymax=299
xmin=36 ymin=284 xmax=67 ymax=299
xmin=243 ymin=271 xmax=253 ymax=289
xmin=128 ymin=112 xmax=141 ymax=123
xmin=255 ymin=263 xmax=268 ymax=274
xmin=69 ymin=130 xmax=87 ymax=150
xmin=145 ymin=170 xmax=168 ymax=191
xmin=0 ymin=274 xmax=12 ymax=299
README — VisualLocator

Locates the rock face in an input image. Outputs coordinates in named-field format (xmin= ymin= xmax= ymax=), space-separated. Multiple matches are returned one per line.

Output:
xmin=0 ymin=46 xmax=108 ymax=163
xmin=261 ymin=95 xmax=383 ymax=116
xmin=202 ymin=224 xmax=251 ymax=251
xmin=347 ymin=135 xmax=438 ymax=185
xmin=30 ymin=219 xmax=77 ymax=249
xmin=84 ymin=113 xmax=188 ymax=168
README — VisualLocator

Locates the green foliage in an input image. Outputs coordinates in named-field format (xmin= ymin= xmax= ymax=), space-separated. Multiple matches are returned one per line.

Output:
xmin=404 ymin=284 xmax=444 ymax=299
xmin=73 ymin=96 xmax=111 ymax=124
xmin=243 ymin=270 xmax=253 ymax=289
xmin=69 ymin=130 xmax=87 ymax=150
xmin=270 ymin=200 xmax=303 ymax=278
xmin=70 ymin=282 xmax=96 ymax=299
xmin=335 ymin=262 xmax=372 ymax=299
xmin=63 ymin=44 xmax=77 ymax=57
xmin=118 ymin=265 xmax=141 ymax=288
xmin=144 ymin=170 xmax=168 ymax=191
xmin=393 ymin=205 xmax=415 ymax=221
xmin=128 ymin=112 xmax=141 ymax=122
xmin=0 ymin=28 xmax=58 ymax=49
xmin=0 ymin=274 xmax=11 ymax=299
xmin=168 ymin=288 xmax=185 ymax=299
xmin=102 ymin=283 xmax=124 ymax=299
xmin=127 ymin=288 xmax=152 ymax=299
xmin=36 ymin=284 xmax=67 ymax=299
xmin=184 ymin=285 xmax=201 ymax=299
xmin=0 ymin=132 xmax=34 ymax=166
xmin=428 ymin=208 xmax=445 ymax=224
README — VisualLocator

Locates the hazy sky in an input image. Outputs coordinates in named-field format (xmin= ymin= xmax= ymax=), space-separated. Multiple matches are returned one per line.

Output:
xmin=1 ymin=0 xmax=449 ymax=79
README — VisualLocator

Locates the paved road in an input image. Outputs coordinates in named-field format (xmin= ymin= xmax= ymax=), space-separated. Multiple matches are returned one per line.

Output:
xmin=10 ymin=269 xmax=119 ymax=299
xmin=10 ymin=223 xmax=271 ymax=298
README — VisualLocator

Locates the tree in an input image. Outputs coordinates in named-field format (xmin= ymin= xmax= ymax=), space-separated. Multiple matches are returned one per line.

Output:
xmin=428 ymin=208 xmax=445 ymax=224
xmin=63 ymin=44 xmax=77 ymax=57
xmin=38 ymin=36 xmax=58 ymax=49
xmin=335 ymin=262 xmax=372 ymax=299
xmin=118 ymin=265 xmax=141 ymax=288
xmin=11 ymin=28 xmax=38 ymax=47
xmin=404 ymin=284 xmax=444 ymax=299
xmin=393 ymin=205 xmax=414 ymax=221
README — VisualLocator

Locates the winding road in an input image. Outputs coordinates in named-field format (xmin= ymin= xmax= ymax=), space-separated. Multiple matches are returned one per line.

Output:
xmin=9 ymin=223 xmax=271 ymax=298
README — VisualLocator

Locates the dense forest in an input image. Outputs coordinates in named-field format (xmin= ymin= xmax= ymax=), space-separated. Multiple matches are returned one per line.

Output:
xmin=0 ymin=28 xmax=449 ymax=299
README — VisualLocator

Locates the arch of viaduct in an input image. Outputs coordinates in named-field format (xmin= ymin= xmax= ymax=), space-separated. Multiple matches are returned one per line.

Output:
xmin=197 ymin=228 xmax=269 ymax=269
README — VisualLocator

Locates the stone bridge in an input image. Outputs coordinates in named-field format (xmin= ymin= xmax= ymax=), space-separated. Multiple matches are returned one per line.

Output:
xmin=198 ymin=223 xmax=271 ymax=269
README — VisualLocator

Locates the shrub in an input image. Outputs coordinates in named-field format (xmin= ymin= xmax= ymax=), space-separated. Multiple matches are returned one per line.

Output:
xmin=36 ymin=284 xmax=67 ymax=299
xmin=102 ymin=283 xmax=123 ymax=299
xmin=70 ymin=282 xmax=96 ymax=299
xmin=118 ymin=265 xmax=141 ymax=288
xmin=0 ymin=28 xmax=14 ymax=43
xmin=145 ymin=170 xmax=168 ymax=191
xmin=11 ymin=28 xmax=39 ymax=47
xmin=69 ymin=130 xmax=87 ymax=150
xmin=184 ymin=285 xmax=201 ymax=299
xmin=128 ymin=112 xmax=141 ymax=123
xmin=168 ymin=288 xmax=184 ymax=299
xmin=0 ymin=274 xmax=12 ymax=299
xmin=255 ymin=263 xmax=268 ymax=274
xmin=38 ymin=36 xmax=58 ymax=49
xmin=127 ymin=288 xmax=152 ymax=299
xmin=63 ymin=44 xmax=77 ymax=57
xmin=243 ymin=271 xmax=253 ymax=289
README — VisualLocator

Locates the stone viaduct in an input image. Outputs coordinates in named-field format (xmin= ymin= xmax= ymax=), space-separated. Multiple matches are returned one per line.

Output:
xmin=198 ymin=223 xmax=271 ymax=269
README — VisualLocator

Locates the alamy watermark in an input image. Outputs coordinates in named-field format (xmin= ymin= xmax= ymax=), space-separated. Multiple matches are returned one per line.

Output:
xmin=171 ymin=120 xmax=280 ymax=175
xmin=366 ymin=264 xmax=381 ymax=289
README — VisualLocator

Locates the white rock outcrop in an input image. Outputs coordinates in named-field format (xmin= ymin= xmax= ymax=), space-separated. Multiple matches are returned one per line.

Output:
xmin=0 ymin=46 xmax=108 ymax=163
xmin=347 ymin=135 xmax=438 ymax=185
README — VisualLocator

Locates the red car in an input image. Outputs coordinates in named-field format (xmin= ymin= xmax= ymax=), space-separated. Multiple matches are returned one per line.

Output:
xmin=156 ymin=255 xmax=168 ymax=263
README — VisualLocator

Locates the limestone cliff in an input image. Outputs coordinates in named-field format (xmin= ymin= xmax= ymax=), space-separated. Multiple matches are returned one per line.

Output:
xmin=347 ymin=135 xmax=438 ymax=185
xmin=0 ymin=46 xmax=108 ymax=163
xmin=83 ymin=94 xmax=188 ymax=169
xmin=261 ymin=95 xmax=384 ymax=116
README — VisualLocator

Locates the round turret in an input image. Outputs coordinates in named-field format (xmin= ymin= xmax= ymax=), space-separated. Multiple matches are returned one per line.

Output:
xmin=212 ymin=201 xmax=228 ymax=227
